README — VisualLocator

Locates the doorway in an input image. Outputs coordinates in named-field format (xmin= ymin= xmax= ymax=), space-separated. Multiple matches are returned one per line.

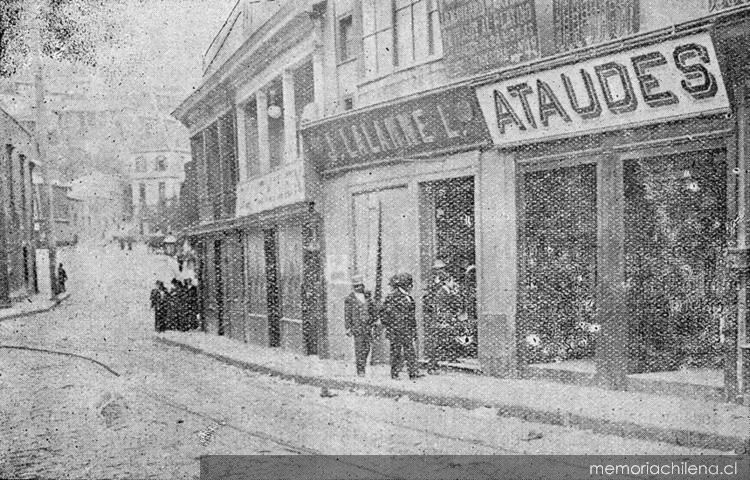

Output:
xmin=420 ymin=176 xmax=478 ymax=361
xmin=213 ymin=239 xmax=225 ymax=336
xmin=264 ymin=228 xmax=281 ymax=347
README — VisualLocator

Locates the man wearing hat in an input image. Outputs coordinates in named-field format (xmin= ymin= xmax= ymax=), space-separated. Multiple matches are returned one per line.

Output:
xmin=382 ymin=273 xmax=421 ymax=380
xmin=423 ymin=259 xmax=463 ymax=371
xmin=344 ymin=273 xmax=377 ymax=376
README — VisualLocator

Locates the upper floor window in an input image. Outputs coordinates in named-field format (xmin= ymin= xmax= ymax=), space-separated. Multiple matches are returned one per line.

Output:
xmin=363 ymin=0 xmax=442 ymax=79
xmin=339 ymin=14 xmax=355 ymax=62
xmin=552 ymin=0 xmax=639 ymax=53
xmin=135 ymin=156 xmax=146 ymax=173
xmin=139 ymin=183 xmax=146 ymax=204
xmin=158 ymin=182 xmax=166 ymax=203
xmin=155 ymin=155 xmax=167 ymax=172
xmin=395 ymin=0 xmax=442 ymax=67
xmin=362 ymin=0 xmax=394 ymax=78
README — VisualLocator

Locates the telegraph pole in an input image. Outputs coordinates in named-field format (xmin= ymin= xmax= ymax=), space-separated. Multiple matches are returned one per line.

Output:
xmin=31 ymin=0 xmax=58 ymax=298
xmin=0 ymin=146 xmax=11 ymax=308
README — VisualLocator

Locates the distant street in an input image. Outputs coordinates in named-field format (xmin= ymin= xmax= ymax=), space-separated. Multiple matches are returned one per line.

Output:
xmin=0 ymin=244 xmax=728 ymax=479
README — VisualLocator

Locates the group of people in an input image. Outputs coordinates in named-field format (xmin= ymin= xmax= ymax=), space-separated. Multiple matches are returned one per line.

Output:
xmin=150 ymin=278 xmax=199 ymax=332
xmin=344 ymin=260 xmax=477 ymax=379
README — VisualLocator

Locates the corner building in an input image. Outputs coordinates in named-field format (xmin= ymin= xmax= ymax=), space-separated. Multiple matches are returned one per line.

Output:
xmin=177 ymin=0 xmax=750 ymax=404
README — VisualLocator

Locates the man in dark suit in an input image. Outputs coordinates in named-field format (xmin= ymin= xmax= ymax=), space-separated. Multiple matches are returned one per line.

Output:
xmin=344 ymin=274 xmax=377 ymax=376
xmin=382 ymin=273 xmax=422 ymax=380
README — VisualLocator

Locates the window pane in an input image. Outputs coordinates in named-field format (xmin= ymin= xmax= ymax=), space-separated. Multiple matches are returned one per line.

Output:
xmin=429 ymin=10 xmax=442 ymax=56
xmin=413 ymin=0 xmax=429 ymax=61
xmin=396 ymin=8 xmax=414 ymax=65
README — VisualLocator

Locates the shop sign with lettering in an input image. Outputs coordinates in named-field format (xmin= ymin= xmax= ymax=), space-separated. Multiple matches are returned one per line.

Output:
xmin=302 ymin=86 xmax=491 ymax=171
xmin=476 ymin=32 xmax=730 ymax=146
xmin=438 ymin=0 xmax=539 ymax=78
xmin=236 ymin=162 xmax=304 ymax=217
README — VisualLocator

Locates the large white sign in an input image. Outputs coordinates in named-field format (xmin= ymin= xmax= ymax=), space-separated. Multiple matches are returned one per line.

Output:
xmin=236 ymin=162 xmax=305 ymax=217
xmin=476 ymin=32 xmax=730 ymax=146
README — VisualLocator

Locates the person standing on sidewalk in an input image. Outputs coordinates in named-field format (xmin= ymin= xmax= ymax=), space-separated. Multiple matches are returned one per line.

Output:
xmin=57 ymin=263 xmax=67 ymax=293
xmin=344 ymin=274 xmax=377 ymax=377
xmin=382 ymin=273 xmax=422 ymax=380
xmin=150 ymin=281 xmax=168 ymax=332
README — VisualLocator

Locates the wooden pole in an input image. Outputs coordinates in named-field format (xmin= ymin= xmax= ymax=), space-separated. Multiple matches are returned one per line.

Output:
xmin=31 ymin=0 xmax=58 ymax=298
xmin=0 ymin=146 xmax=11 ymax=308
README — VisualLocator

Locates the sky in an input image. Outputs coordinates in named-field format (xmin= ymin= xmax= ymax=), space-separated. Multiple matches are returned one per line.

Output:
xmin=96 ymin=0 xmax=237 ymax=99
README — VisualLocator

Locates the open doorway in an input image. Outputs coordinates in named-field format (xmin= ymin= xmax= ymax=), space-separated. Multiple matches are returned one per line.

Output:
xmin=420 ymin=176 xmax=478 ymax=364
xmin=264 ymin=228 xmax=281 ymax=348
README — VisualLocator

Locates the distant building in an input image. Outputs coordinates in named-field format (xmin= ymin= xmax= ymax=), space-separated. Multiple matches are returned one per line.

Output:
xmin=32 ymin=176 xmax=79 ymax=248
xmin=69 ymin=172 xmax=127 ymax=243
xmin=1 ymin=107 xmax=38 ymax=305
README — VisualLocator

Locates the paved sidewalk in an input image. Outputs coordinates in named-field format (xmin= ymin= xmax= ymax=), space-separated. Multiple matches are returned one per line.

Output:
xmin=0 ymin=292 xmax=71 ymax=322
xmin=157 ymin=331 xmax=749 ymax=453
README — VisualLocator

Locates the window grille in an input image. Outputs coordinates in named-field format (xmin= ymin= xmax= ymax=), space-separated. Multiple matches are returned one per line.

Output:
xmin=553 ymin=0 xmax=639 ymax=53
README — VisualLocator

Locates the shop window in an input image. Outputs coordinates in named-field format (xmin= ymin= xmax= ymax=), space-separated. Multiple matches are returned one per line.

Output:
xmin=552 ymin=0 xmax=639 ymax=53
xmin=519 ymin=164 xmax=597 ymax=365
xmin=624 ymin=150 xmax=727 ymax=374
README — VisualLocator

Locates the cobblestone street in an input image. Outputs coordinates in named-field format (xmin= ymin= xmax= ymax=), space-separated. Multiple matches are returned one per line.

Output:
xmin=0 ymin=245 xmax=733 ymax=479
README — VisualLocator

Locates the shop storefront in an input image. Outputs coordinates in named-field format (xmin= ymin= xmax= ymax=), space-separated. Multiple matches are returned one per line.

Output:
xmin=191 ymin=161 xmax=324 ymax=356
xmin=476 ymin=27 xmax=741 ymax=398
xmin=303 ymin=83 xmax=493 ymax=366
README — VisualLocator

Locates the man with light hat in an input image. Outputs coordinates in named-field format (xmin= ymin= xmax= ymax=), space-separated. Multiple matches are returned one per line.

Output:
xmin=344 ymin=273 xmax=377 ymax=376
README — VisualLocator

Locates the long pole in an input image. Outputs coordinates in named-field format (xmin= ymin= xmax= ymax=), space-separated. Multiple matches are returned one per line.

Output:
xmin=0 ymin=146 xmax=11 ymax=307
xmin=31 ymin=0 xmax=58 ymax=298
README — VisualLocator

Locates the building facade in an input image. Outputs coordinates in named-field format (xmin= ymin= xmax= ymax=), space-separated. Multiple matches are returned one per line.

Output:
xmin=127 ymin=117 xmax=190 ymax=235
xmin=32 ymin=178 xmax=80 ymax=248
xmin=176 ymin=0 xmax=750 ymax=403
xmin=69 ymin=172 xmax=127 ymax=243
xmin=1 ymin=107 xmax=38 ymax=306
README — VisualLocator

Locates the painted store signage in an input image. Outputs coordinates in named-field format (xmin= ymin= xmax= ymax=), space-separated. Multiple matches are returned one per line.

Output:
xmin=236 ymin=162 xmax=304 ymax=217
xmin=476 ymin=32 xmax=730 ymax=146
xmin=302 ymin=85 xmax=491 ymax=171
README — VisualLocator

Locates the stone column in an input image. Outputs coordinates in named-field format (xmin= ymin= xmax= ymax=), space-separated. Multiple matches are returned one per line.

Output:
xmin=256 ymin=90 xmax=270 ymax=175
xmin=236 ymin=104 xmax=248 ymax=183
xmin=282 ymin=70 xmax=297 ymax=165
xmin=478 ymin=149 xmax=518 ymax=376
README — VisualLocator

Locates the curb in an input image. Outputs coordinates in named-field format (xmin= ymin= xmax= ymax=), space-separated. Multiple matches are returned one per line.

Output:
xmin=0 ymin=292 xmax=71 ymax=323
xmin=156 ymin=337 xmax=747 ymax=453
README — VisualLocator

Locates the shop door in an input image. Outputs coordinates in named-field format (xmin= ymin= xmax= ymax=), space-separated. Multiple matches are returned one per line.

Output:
xmin=264 ymin=228 xmax=282 ymax=347
xmin=223 ymin=232 xmax=246 ymax=342
xmin=420 ymin=176 xmax=478 ymax=361
xmin=214 ymin=239 xmax=225 ymax=336
xmin=624 ymin=150 xmax=727 ymax=374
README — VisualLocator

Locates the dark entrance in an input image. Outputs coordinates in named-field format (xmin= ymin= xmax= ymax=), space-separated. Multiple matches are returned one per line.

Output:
xmin=264 ymin=228 xmax=282 ymax=347
xmin=421 ymin=176 xmax=478 ymax=360
xmin=302 ymin=210 xmax=323 ymax=355
xmin=214 ymin=239 xmax=225 ymax=336
xmin=22 ymin=246 xmax=29 ymax=288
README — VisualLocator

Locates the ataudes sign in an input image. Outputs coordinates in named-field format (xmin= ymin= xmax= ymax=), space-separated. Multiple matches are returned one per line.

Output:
xmin=302 ymin=85 xmax=490 ymax=171
xmin=476 ymin=32 xmax=730 ymax=146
